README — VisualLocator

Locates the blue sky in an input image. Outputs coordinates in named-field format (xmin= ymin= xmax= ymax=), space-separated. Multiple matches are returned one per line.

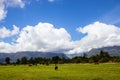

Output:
xmin=0 ymin=0 xmax=120 ymax=54
xmin=1 ymin=0 xmax=120 ymax=40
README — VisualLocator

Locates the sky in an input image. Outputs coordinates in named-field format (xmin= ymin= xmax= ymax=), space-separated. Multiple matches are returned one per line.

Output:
xmin=0 ymin=0 xmax=120 ymax=54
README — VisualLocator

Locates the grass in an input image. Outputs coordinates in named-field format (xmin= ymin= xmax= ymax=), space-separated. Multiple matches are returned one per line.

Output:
xmin=0 ymin=63 xmax=120 ymax=80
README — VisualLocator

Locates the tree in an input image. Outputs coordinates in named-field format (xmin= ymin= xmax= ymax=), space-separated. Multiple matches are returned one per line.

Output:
xmin=99 ymin=57 xmax=109 ymax=63
xmin=82 ymin=53 xmax=89 ymax=63
xmin=61 ymin=54 xmax=65 ymax=64
xmin=5 ymin=57 xmax=11 ymax=64
xmin=52 ymin=56 xmax=60 ymax=64
xmin=21 ymin=56 xmax=27 ymax=64
xmin=99 ymin=50 xmax=110 ymax=63
xmin=29 ymin=57 xmax=34 ymax=64
xmin=71 ymin=56 xmax=82 ymax=63
xmin=90 ymin=55 xmax=100 ymax=63
xmin=100 ymin=50 xmax=110 ymax=58
xmin=16 ymin=59 xmax=21 ymax=64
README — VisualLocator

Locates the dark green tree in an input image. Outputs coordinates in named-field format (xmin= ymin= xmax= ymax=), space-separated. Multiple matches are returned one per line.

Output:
xmin=61 ymin=54 xmax=65 ymax=64
xmin=52 ymin=56 xmax=60 ymax=64
xmin=82 ymin=53 xmax=89 ymax=63
xmin=90 ymin=54 xmax=100 ymax=63
xmin=112 ymin=56 xmax=120 ymax=63
xmin=99 ymin=57 xmax=109 ymax=63
xmin=99 ymin=50 xmax=110 ymax=63
xmin=21 ymin=56 xmax=27 ymax=64
xmin=16 ymin=59 xmax=21 ymax=64
xmin=29 ymin=57 xmax=34 ymax=64
xmin=100 ymin=50 xmax=110 ymax=58
xmin=5 ymin=57 xmax=11 ymax=64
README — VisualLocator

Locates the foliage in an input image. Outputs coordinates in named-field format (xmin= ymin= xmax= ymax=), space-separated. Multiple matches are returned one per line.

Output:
xmin=52 ymin=56 xmax=60 ymax=64
xmin=2 ymin=50 xmax=120 ymax=65
xmin=5 ymin=57 xmax=10 ymax=64
xmin=21 ymin=56 xmax=28 ymax=64
xmin=16 ymin=59 xmax=20 ymax=64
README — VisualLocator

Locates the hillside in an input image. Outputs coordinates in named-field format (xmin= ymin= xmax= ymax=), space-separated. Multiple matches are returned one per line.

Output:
xmin=87 ymin=46 xmax=120 ymax=57
xmin=67 ymin=46 xmax=120 ymax=58
xmin=0 ymin=46 xmax=120 ymax=63
xmin=0 ymin=51 xmax=67 ymax=63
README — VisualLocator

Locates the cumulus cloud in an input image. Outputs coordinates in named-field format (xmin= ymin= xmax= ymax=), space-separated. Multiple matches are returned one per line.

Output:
xmin=0 ymin=25 xmax=19 ymax=38
xmin=0 ymin=0 xmax=25 ymax=21
xmin=0 ymin=42 xmax=14 ymax=53
xmin=0 ymin=22 xmax=120 ymax=54
xmin=68 ymin=21 xmax=120 ymax=54
xmin=14 ymin=22 xmax=73 ymax=52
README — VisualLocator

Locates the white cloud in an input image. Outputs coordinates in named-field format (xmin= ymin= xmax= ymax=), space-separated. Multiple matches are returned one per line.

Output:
xmin=4 ymin=0 xmax=25 ymax=8
xmin=0 ymin=0 xmax=25 ymax=21
xmin=0 ymin=42 xmax=15 ymax=53
xmin=0 ymin=0 xmax=7 ymax=21
xmin=68 ymin=21 xmax=120 ymax=54
xmin=15 ymin=22 xmax=73 ymax=52
xmin=0 ymin=22 xmax=120 ymax=54
xmin=0 ymin=25 xmax=19 ymax=38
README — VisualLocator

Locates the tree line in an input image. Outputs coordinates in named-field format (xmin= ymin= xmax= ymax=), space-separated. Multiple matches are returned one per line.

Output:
xmin=1 ymin=50 xmax=120 ymax=65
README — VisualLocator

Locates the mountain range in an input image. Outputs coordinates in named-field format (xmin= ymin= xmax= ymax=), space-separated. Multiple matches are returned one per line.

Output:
xmin=87 ymin=46 xmax=120 ymax=57
xmin=0 ymin=52 xmax=67 ymax=63
xmin=0 ymin=46 xmax=120 ymax=62
xmin=66 ymin=46 xmax=120 ymax=58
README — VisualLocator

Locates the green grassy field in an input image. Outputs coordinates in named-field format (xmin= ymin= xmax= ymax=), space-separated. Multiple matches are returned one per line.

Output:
xmin=0 ymin=63 xmax=120 ymax=80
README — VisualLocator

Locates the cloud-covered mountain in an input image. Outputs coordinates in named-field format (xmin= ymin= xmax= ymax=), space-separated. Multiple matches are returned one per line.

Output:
xmin=0 ymin=45 xmax=120 ymax=63
xmin=66 ymin=46 xmax=120 ymax=58
xmin=0 ymin=51 xmax=67 ymax=63
xmin=87 ymin=46 xmax=120 ymax=57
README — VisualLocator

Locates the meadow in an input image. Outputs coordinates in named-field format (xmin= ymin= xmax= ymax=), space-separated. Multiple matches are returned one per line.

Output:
xmin=0 ymin=63 xmax=120 ymax=80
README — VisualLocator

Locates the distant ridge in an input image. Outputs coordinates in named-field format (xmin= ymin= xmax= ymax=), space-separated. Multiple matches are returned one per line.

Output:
xmin=87 ymin=46 xmax=120 ymax=57
xmin=0 ymin=46 xmax=120 ymax=62
xmin=0 ymin=51 xmax=67 ymax=63
xmin=66 ymin=46 xmax=120 ymax=58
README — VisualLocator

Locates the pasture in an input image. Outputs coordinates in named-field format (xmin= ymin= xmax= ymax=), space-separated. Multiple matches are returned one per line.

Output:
xmin=0 ymin=63 xmax=120 ymax=80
